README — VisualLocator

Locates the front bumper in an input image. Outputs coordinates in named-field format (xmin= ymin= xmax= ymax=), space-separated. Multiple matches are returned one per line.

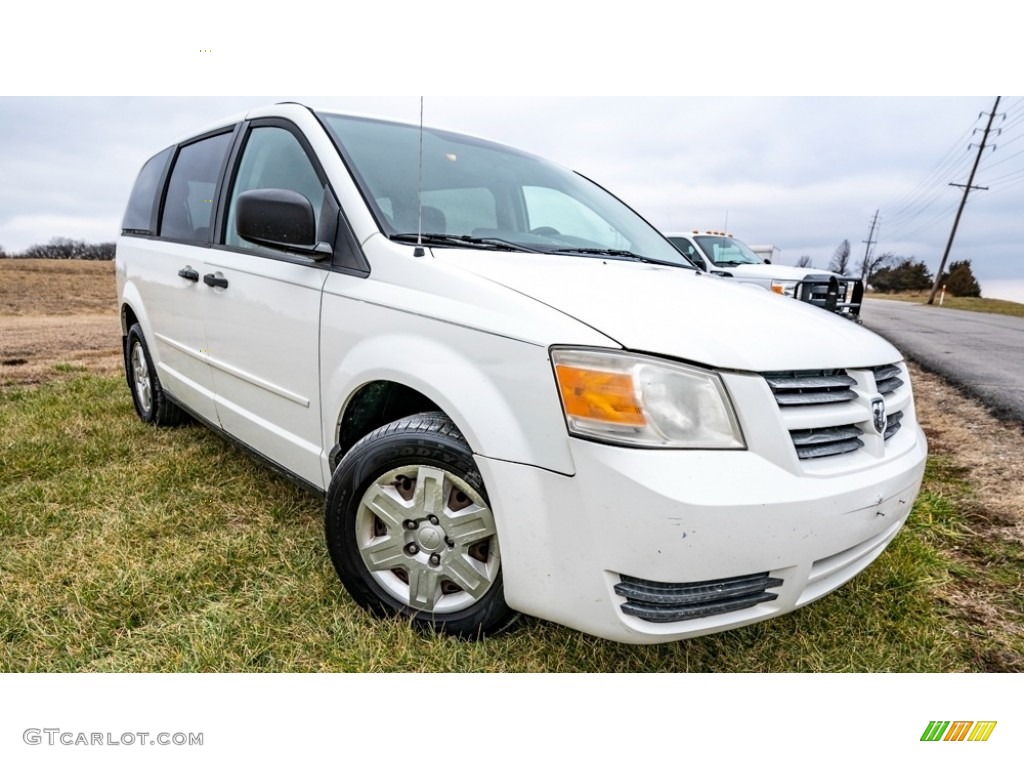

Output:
xmin=477 ymin=425 xmax=926 ymax=644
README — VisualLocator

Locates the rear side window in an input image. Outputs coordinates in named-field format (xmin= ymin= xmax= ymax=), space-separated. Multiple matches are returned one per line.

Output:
xmin=122 ymin=147 xmax=173 ymax=234
xmin=160 ymin=132 xmax=233 ymax=242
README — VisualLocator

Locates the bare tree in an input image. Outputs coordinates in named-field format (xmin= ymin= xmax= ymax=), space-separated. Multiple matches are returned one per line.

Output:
xmin=829 ymin=239 xmax=851 ymax=275
xmin=859 ymin=250 xmax=892 ymax=284
xmin=795 ymin=255 xmax=813 ymax=268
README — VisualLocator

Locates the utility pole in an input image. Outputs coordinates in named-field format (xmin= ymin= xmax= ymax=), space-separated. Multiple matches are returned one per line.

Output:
xmin=927 ymin=96 xmax=1001 ymax=305
xmin=860 ymin=209 xmax=879 ymax=281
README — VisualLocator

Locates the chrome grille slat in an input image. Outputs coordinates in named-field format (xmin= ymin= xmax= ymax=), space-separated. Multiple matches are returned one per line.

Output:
xmin=790 ymin=425 xmax=863 ymax=446
xmin=794 ymin=436 xmax=864 ymax=459
xmin=773 ymin=390 xmax=858 ymax=406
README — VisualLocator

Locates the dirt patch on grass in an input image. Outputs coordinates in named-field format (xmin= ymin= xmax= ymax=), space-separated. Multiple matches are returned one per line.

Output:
xmin=911 ymin=363 xmax=1024 ymax=670
xmin=913 ymin=365 xmax=1024 ymax=540
xmin=0 ymin=259 xmax=121 ymax=387
xmin=0 ymin=313 xmax=123 ymax=386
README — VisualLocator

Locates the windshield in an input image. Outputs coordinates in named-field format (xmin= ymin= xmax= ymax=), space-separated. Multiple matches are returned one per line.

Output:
xmin=694 ymin=235 xmax=763 ymax=266
xmin=317 ymin=113 xmax=691 ymax=267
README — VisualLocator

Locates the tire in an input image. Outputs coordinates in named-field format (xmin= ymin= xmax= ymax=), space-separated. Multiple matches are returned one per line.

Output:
xmin=125 ymin=323 xmax=189 ymax=427
xmin=325 ymin=411 xmax=517 ymax=639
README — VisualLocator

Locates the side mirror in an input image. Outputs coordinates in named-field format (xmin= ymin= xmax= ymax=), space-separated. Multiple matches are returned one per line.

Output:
xmin=763 ymin=258 xmax=772 ymax=265
xmin=236 ymin=189 xmax=331 ymax=259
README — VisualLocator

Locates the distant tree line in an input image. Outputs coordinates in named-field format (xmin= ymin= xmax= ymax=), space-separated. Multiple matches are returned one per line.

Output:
xmin=820 ymin=237 xmax=981 ymax=298
xmin=0 ymin=237 xmax=115 ymax=260
xmin=870 ymin=257 xmax=981 ymax=297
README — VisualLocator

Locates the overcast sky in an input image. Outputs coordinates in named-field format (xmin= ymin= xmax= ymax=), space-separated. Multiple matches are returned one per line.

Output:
xmin=2 ymin=96 xmax=1021 ymax=297
xmin=2 ymin=5 xmax=1022 ymax=300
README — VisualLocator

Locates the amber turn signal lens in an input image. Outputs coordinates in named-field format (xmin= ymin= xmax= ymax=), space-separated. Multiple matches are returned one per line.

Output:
xmin=555 ymin=365 xmax=645 ymax=426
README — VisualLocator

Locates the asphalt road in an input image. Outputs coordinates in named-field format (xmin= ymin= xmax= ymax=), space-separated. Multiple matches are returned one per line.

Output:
xmin=861 ymin=298 xmax=1024 ymax=423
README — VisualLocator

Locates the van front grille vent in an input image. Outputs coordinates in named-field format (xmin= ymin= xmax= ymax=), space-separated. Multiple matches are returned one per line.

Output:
xmin=763 ymin=371 xmax=857 ymax=407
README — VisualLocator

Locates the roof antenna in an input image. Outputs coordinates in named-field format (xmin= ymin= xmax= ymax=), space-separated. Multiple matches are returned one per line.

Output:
xmin=414 ymin=96 xmax=425 ymax=257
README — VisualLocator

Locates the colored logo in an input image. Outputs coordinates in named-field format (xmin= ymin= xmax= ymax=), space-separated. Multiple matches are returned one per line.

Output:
xmin=921 ymin=721 xmax=997 ymax=742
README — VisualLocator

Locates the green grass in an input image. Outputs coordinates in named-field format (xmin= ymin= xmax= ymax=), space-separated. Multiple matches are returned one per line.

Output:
xmin=2 ymin=375 xmax=1020 ymax=672
xmin=866 ymin=291 xmax=1024 ymax=317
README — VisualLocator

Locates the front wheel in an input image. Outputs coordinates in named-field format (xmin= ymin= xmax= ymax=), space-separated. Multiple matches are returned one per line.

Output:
xmin=325 ymin=412 xmax=517 ymax=639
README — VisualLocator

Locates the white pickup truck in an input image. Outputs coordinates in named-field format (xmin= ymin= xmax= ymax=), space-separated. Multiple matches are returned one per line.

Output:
xmin=665 ymin=231 xmax=864 ymax=320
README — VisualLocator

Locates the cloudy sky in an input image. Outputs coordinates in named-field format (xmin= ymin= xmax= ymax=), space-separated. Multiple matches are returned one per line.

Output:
xmin=2 ymin=5 xmax=1021 ymax=300
xmin=3 ymin=96 xmax=1021 ymax=297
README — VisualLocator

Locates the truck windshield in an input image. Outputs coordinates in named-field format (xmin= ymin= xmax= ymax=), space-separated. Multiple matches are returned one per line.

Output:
xmin=317 ymin=112 xmax=691 ymax=267
xmin=695 ymin=235 xmax=764 ymax=266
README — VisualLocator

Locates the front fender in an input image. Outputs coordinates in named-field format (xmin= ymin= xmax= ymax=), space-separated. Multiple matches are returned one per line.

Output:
xmin=321 ymin=329 xmax=576 ymax=480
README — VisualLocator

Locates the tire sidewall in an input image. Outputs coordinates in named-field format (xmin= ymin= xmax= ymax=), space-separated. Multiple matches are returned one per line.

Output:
xmin=126 ymin=325 xmax=156 ymax=423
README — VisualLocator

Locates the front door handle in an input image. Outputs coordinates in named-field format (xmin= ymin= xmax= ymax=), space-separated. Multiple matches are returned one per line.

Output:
xmin=203 ymin=273 xmax=228 ymax=289
xmin=178 ymin=267 xmax=199 ymax=282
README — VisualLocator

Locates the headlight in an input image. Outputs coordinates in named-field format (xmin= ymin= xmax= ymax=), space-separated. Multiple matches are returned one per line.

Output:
xmin=551 ymin=348 xmax=745 ymax=449
xmin=771 ymin=279 xmax=798 ymax=297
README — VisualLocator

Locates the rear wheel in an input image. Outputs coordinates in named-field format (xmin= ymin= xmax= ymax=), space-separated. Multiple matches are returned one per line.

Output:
xmin=325 ymin=412 xmax=517 ymax=638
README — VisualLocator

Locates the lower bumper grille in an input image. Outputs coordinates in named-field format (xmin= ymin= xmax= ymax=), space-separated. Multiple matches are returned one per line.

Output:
xmin=615 ymin=572 xmax=783 ymax=623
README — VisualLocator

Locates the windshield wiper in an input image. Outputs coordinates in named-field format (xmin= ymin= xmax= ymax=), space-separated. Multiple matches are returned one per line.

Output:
xmin=390 ymin=233 xmax=544 ymax=253
xmin=551 ymin=247 xmax=689 ymax=267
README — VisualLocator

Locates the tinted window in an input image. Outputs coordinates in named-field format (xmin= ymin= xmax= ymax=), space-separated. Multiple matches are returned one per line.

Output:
xmin=122 ymin=146 xmax=172 ymax=234
xmin=225 ymin=126 xmax=324 ymax=250
xmin=160 ymin=132 xmax=233 ymax=242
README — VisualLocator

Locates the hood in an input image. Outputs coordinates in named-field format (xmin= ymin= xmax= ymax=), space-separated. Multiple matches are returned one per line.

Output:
xmin=431 ymin=249 xmax=898 ymax=372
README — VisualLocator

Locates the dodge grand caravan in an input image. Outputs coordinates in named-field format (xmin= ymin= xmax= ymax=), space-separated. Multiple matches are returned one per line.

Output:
xmin=116 ymin=103 xmax=927 ymax=643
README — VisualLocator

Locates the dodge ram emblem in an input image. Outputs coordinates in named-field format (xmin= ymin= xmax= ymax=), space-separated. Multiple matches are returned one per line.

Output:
xmin=872 ymin=397 xmax=886 ymax=435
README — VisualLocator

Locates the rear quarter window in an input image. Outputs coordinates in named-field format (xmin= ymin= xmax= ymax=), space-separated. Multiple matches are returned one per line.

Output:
xmin=122 ymin=146 xmax=173 ymax=234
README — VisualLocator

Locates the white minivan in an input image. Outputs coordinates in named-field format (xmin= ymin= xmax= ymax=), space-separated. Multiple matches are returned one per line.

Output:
xmin=116 ymin=103 xmax=927 ymax=643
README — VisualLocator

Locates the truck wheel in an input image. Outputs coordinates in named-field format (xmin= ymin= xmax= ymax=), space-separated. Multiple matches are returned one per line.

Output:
xmin=325 ymin=412 xmax=517 ymax=638
xmin=125 ymin=324 xmax=188 ymax=426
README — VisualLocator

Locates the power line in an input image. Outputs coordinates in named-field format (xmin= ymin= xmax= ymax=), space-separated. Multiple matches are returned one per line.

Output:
xmin=880 ymin=116 xmax=981 ymax=218
xmin=928 ymin=97 xmax=1002 ymax=304
xmin=888 ymin=200 xmax=959 ymax=244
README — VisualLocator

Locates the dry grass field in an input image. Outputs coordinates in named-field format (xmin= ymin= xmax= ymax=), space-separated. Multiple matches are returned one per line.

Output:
xmin=1 ymin=259 xmax=1021 ymax=671
xmin=0 ymin=259 xmax=122 ymax=386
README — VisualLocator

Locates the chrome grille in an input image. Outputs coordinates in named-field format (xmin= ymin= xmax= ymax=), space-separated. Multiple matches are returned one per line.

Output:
xmin=763 ymin=362 xmax=912 ymax=461
xmin=790 ymin=424 xmax=864 ymax=459
xmin=873 ymin=364 xmax=904 ymax=395
xmin=885 ymin=410 xmax=903 ymax=440
xmin=763 ymin=371 xmax=857 ymax=407
xmin=616 ymin=572 xmax=783 ymax=623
